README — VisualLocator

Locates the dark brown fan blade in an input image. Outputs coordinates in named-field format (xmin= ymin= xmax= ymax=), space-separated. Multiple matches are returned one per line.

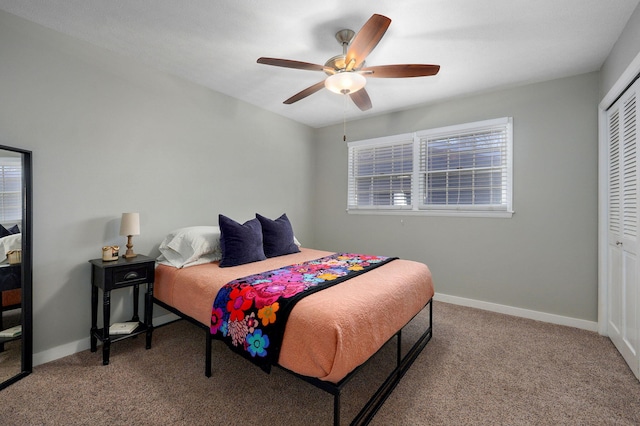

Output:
xmin=361 ymin=64 xmax=441 ymax=78
xmin=345 ymin=14 xmax=391 ymax=70
xmin=257 ymin=57 xmax=327 ymax=72
xmin=349 ymin=88 xmax=372 ymax=111
xmin=283 ymin=80 xmax=326 ymax=104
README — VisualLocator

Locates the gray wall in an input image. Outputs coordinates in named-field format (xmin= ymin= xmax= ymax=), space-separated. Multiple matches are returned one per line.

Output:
xmin=600 ymin=4 xmax=640 ymax=99
xmin=311 ymin=72 xmax=600 ymax=321
xmin=0 ymin=10 xmax=315 ymax=358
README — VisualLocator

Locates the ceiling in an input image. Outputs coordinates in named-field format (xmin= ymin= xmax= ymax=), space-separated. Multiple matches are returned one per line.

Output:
xmin=0 ymin=0 xmax=638 ymax=128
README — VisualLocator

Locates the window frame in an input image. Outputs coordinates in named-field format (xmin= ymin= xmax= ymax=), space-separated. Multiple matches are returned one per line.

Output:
xmin=347 ymin=117 xmax=514 ymax=218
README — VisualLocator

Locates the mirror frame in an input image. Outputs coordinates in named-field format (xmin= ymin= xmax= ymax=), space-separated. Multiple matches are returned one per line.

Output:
xmin=0 ymin=144 xmax=32 ymax=390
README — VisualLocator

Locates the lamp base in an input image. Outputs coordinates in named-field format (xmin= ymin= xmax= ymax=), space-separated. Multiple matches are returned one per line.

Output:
xmin=123 ymin=235 xmax=137 ymax=258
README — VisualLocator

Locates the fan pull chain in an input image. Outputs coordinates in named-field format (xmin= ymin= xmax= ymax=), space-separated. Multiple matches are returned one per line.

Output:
xmin=343 ymin=94 xmax=347 ymax=142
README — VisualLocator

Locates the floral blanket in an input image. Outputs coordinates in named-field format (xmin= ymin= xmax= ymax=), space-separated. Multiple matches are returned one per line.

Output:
xmin=210 ymin=253 xmax=396 ymax=372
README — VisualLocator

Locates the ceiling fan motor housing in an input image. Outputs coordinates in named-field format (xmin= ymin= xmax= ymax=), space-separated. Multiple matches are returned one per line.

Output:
xmin=324 ymin=29 xmax=357 ymax=74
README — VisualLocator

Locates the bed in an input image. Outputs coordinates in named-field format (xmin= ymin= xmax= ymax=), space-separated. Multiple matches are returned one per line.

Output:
xmin=152 ymin=216 xmax=434 ymax=425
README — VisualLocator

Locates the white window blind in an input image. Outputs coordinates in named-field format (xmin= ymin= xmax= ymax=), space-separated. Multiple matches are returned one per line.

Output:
xmin=348 ymin=135 xmax=414 ymax=209
xmin=0 ymin=158 xmax=22 ymax=222
xmin=417 ymin=118 xmax=512 ymax=211
xmin=347 ymin=118 xmax=513 ymax=217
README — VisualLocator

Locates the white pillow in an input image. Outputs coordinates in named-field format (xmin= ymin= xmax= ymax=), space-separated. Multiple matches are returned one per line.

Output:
xmin=0 ymin=233 xmax=21 ymax=263
xmin=157 ymin=226 xmax=222 ymax=268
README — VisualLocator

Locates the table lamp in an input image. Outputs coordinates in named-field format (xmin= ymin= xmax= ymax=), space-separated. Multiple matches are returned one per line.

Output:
xmin=119 ymin=212 xmax=140 ymax=258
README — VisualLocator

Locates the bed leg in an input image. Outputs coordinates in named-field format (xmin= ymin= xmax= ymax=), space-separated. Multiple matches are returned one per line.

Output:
xmin=205 ymin=331 xmax=212 ymax=378
xmin=430 ymin=298 xmax=433 ymax=331
xmin=397 ymin=330 xmax=402 ymax=368
xmin=334 ymin=393 xmax=340 ymax=426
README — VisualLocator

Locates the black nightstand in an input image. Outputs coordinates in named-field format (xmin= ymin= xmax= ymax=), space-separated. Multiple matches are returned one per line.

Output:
xmin=89 ymin=255 xmax=155 ymax=365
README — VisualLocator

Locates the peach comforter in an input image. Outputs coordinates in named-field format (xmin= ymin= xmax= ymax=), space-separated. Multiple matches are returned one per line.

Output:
xmin=154 ymin=248 xmax=434 ymax=383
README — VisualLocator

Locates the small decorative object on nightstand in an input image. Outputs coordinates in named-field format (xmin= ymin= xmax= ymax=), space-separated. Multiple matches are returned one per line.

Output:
xmin=89 ymin=254 xmax=154 ymax=365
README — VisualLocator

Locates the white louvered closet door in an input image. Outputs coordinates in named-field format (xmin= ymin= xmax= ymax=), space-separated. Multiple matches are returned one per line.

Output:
xmin=607 ymin=77 xmax=640 ymax=380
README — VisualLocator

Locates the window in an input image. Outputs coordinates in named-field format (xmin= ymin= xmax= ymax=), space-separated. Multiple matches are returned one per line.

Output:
xmin=0 ymin=157 xmax=22 ymax=223
xmin=347 ymin=134 xmax=414 ymax=210
xmin=347 ymin=117 xmax=513 ymax=217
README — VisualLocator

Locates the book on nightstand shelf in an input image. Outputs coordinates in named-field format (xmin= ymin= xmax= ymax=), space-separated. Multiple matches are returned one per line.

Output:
xmin=0 ymin=324 xmax=22 ymax=338
xmin=109 ymin=322 xmax=139 ymax=335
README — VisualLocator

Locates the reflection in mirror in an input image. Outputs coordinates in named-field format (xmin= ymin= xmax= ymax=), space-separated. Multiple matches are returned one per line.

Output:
xmin=0 ymin=145 xmax=32 ymax=390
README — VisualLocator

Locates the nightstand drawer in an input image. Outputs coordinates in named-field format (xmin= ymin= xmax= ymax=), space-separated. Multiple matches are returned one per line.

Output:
xmin=89 ymin=256 xmax=155 ymax=291
xmin=112 ymin=265 xmax=150 ymax=287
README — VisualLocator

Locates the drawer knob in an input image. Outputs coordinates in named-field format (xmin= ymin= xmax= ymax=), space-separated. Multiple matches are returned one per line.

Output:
xmin=124 ymin=271 xmax=139 ymax=280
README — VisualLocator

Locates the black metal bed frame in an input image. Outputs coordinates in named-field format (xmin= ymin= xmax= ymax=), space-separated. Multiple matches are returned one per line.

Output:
xmin=153 ymin=297 xmax=433 ymax=426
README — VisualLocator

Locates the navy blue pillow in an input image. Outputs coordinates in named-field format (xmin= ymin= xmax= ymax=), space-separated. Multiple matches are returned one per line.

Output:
xmin=256 ymin=213 xmax=300 ymax=258
xmin=0 ymin=225 xmax=11 ymax=238
xmin=218 ymin=214 xmax=266 ymax=268
xmin=7 ymin=224 xmax=19 ymax=234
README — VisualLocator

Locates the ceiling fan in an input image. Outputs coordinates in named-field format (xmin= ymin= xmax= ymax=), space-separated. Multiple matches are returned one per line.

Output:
xmin=257 ymin=14 xmax=440 ymax=111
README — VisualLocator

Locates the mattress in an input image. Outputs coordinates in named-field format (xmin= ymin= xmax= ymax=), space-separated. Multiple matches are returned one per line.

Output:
xmin=154 ymin=247 xmax=434 ymax=383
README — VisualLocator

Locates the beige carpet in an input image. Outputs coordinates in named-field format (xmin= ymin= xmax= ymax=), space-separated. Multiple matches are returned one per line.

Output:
xmin=0 ymin=309 xmax=22 ymax=384
xmin=1 ymin=301 xmax=639 ymax=425
xmin=0 ymin=339 xmax=21 ymax=384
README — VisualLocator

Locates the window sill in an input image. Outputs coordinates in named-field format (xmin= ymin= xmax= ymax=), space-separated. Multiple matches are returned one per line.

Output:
xmin=346 ymin=209 xmax=514 ymax=219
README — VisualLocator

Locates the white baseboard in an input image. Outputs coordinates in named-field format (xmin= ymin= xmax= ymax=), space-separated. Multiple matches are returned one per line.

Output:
xmin=434 ymin=292 xmax=598 ymax=332
xmin=33 ymin=312 xmax=179 ymax=367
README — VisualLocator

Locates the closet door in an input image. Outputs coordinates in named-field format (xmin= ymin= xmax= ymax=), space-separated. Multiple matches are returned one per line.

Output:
xmin=607 ymin=79 xmax=640 ymax=379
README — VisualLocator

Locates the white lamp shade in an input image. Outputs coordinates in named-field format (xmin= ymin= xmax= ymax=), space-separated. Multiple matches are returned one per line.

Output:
xmin=119 ymin=212 xmax=140 ymax=236
xmin=324 ymin=72 xmax=366 ymax=95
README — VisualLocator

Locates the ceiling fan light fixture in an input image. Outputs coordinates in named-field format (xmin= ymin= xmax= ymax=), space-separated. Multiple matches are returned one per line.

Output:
xmin=324 ymin=72 xmax=366 ymax=95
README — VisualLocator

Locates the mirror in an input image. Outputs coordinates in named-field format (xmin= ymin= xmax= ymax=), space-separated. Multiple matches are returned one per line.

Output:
xmin=0 ymin=145 xmax=32 ymax=390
